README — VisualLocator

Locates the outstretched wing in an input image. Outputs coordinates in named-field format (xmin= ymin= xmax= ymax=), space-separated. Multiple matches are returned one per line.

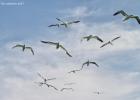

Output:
xmin=93 ymin=36 xmax=104 ymax=42
xmin=47 ymin=84 xmax=58 ymax=90
xmin=37 ymin=73 xmax=46 ymax=81
xmin=60 ymin=88 xmax=65 ymax=91
xmin=100 ymin=42 xmax=110 ymax=48
xmin=67 ymin=20 xmax=80 ymax=24
xmin=56 ymin=18 xmax=63 ymax=22
xmin=48 ymin=24 xmax=59 ymax=27
xmin=68 ymin=69 xmax=81 ymax=73
xmin=12 ymin=44 xmax=23 ymax=49
xmin=133 ymin=16 xmax=140 ymax=24
xmin=60 ymin=88 xmax=74 ymax=91
xmin=59 ymin=44 xmax=68 ymax=52
xmin=64 ymin=82 xmax=76 ymax=85
xmin=56 ymin=18 xmax=66 ymax=23
xmin=113 ymin=10 xmax=128 ymax=16
xmin=25 ymin=47 xmax=34 ymax=55
xmin=47 ymin=78 xmax=56 ymax=81
xmin=41 ymin=41 xmax=58 ymax=45
xmin=90 ymin=62 xmax=99 ymax=67
xmin=111 ymin=36 xmax=120 ymax=42
xmin=66 ymin=52 xmax=72 ymax=57
xmin=81 ymin=62 xmax=87 ymax=70
xmin=59 ymin=45 xmax=72 ymax=57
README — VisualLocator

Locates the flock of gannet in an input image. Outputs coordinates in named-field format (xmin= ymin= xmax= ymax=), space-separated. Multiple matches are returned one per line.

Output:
xmin=11 ymin=10 xmax=139 ymax=93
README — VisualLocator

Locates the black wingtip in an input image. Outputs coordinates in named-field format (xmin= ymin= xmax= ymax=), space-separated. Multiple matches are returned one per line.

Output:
xmin=76 ymin=21 xmax=80 ymax=23
xmin=99 ymin=39 xmax=104 ymax=42
xmin=113 ymin=12 xmax=117 ymax=16
xmin=66 ymin=52 xmax=72 ymax=57
xmin=100 ymin=46 xmax=103 ymax=48
xmin=113 ymin=13 xmax=117 ymax=16
xmin=113 ymin=11 xmax=120 ymax=16
xmin=40 ymin=40 xmax=45 ymax=43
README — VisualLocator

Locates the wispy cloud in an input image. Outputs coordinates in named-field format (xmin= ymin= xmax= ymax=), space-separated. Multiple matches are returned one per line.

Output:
xmin=1 ymin=0 xmax=140 ymax=100
xmin=1 ymin=20 xmax=140 ymax=100
xmin=58 ymin=6 xmax=96 ymax=18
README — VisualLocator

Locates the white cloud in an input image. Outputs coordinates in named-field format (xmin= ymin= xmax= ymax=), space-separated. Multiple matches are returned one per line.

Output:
xmin=1 ymin=15 xmax=140 ymax=100
xmin=59 ymin=6 xmax=95 ymax=18
xmin=2 ymin=68 xmax=140 ymax=100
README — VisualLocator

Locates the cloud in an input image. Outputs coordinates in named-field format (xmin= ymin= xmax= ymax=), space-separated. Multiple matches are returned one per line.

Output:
xmin=58 ymin=6 xmax=96 ymax=18
xmin=2 ymin=67 xmax=140 ymax=100
xmin=0 ymin=20 xmax=140 ymax=100
xmin=1 ymin=3 xmax=140 ymax=99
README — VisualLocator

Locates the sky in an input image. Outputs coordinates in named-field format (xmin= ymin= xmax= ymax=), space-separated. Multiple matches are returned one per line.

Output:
xmin=0 ymin=0 xmax=140 ymax=100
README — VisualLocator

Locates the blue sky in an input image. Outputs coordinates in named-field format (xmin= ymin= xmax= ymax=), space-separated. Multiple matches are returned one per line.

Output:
xmin=0 ymin=0 xmax=140 ymax=42
xmin=0 ymin=0 xmax=140 ymax=100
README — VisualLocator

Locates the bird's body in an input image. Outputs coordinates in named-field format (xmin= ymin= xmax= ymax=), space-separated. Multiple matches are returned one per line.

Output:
xmin=100 ymin=36 xmax=120 ymax=48
xmin=35 ymin=82 xmax=46 ymax=86
xmin=81 ymin=35 xmax=103 ymax=42
xmin=114 ymin=10 xmax=140 ymax=24
xmin=12 ymin=44 xmax=26 ymax=51
xmin=48 ymin=24 xmax=60 ymax=27
xmin=60 ymin=88 xmax=74 ymax=92
xmin=81 ymin=60 xmax=99 ymax=70
xmin=12 ymin=44 xmax=34 ymax=55
xmin=93 ymin=91 xmax=103 ymax=95
xmin=22 ymin=45 xmax=26 ymax=51
xmin=41 ymin=41 xmax=72 ymax=57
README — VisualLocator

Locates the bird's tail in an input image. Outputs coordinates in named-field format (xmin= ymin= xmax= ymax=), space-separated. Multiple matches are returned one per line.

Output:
xmin=64 ymin=24 xmax=68 ymax=28
xmin=66 ymin=52 xmax=72 ymax=57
